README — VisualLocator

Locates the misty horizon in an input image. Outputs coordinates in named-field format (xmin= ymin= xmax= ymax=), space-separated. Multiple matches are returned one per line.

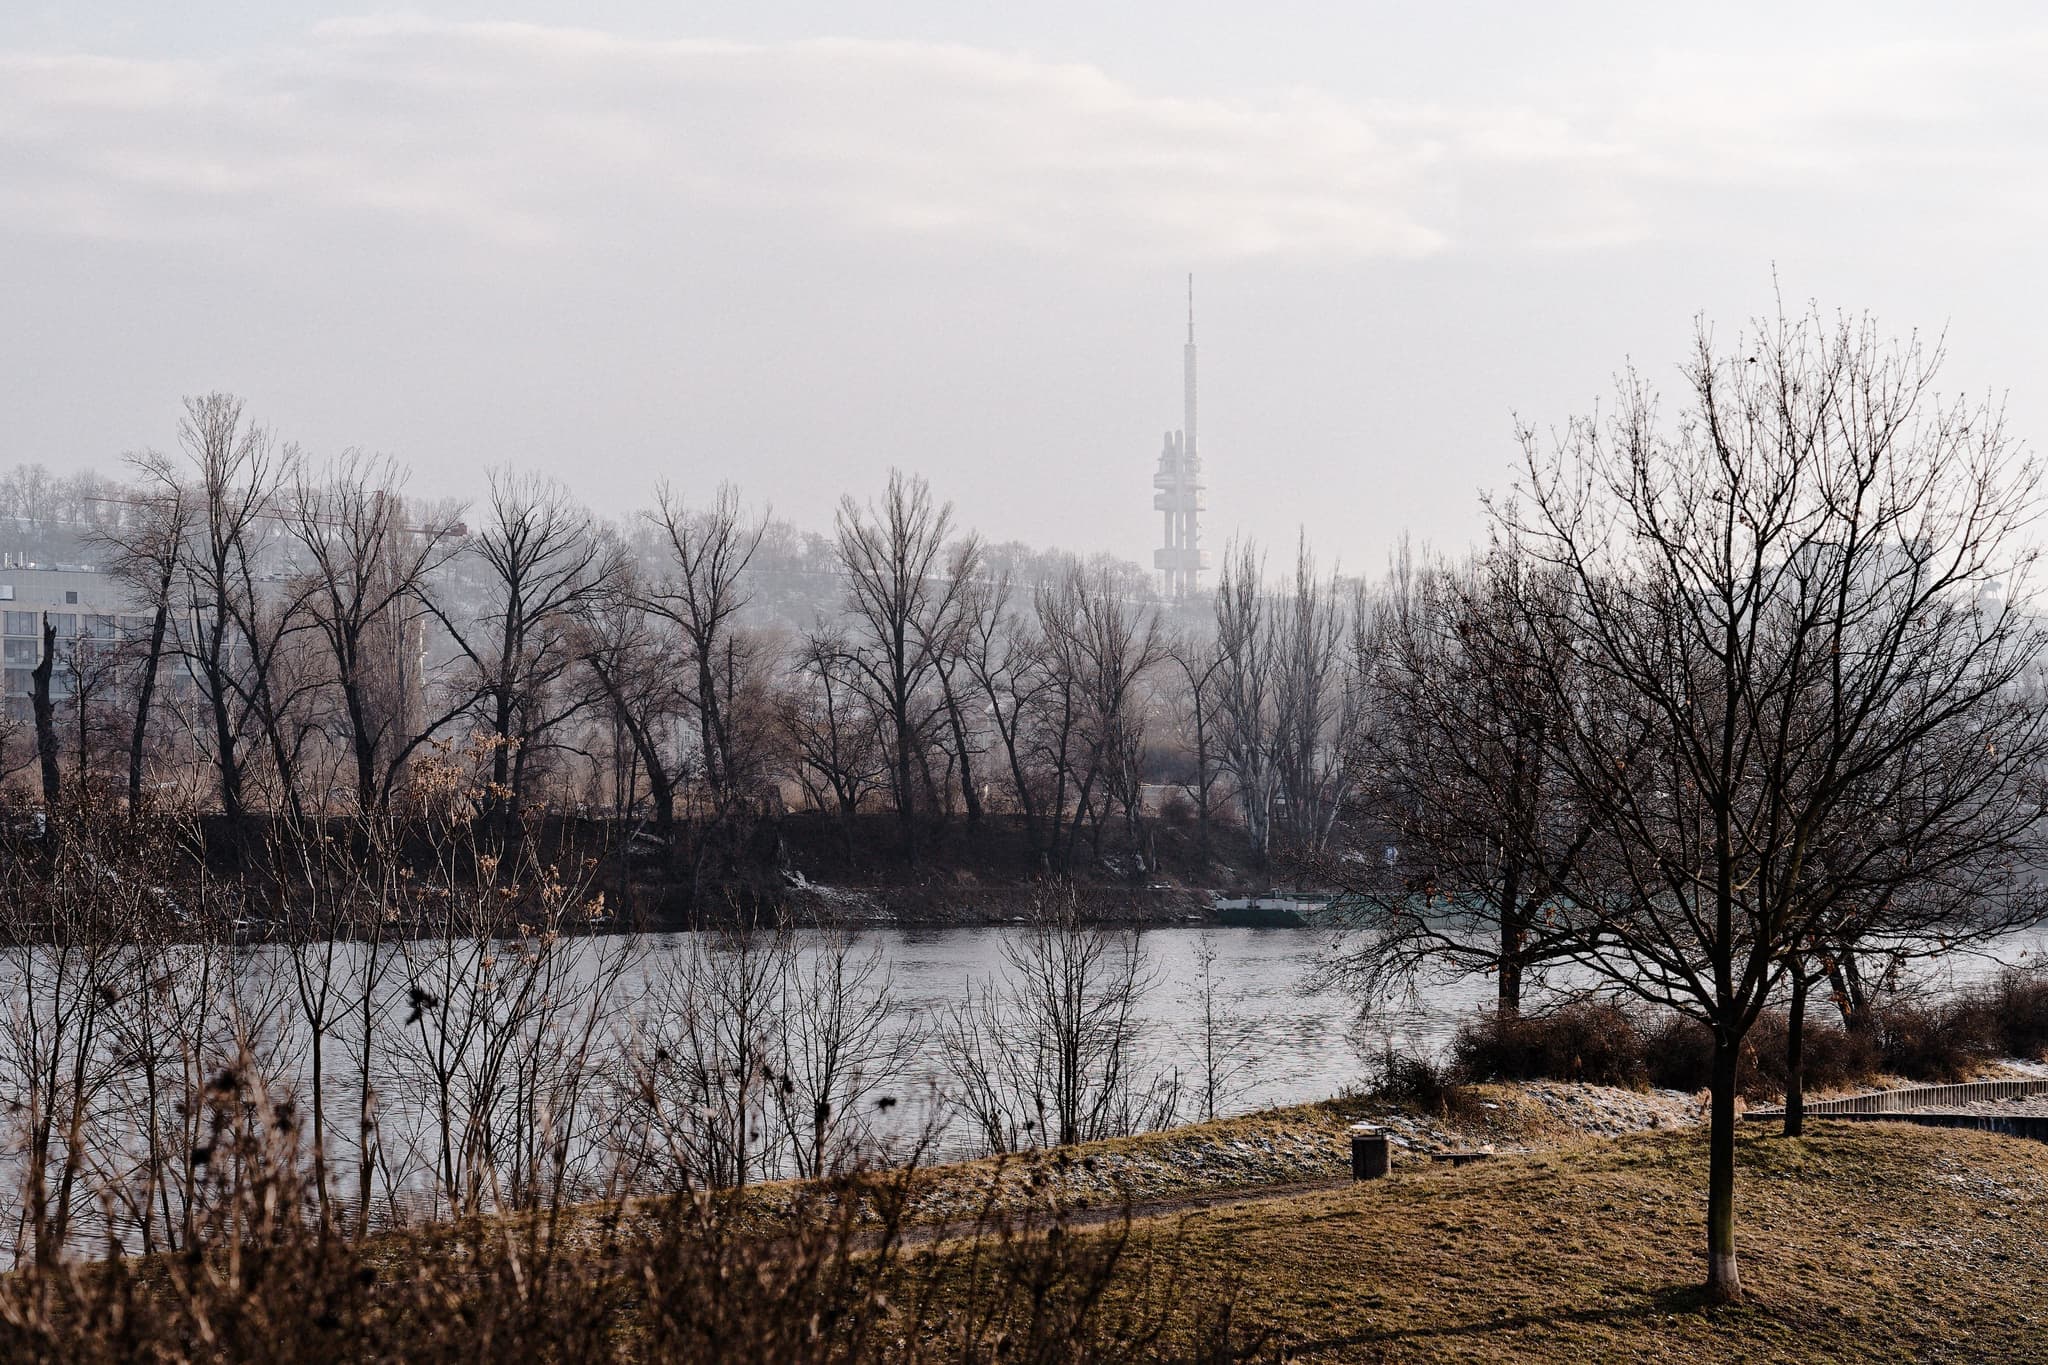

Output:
xmin=9 ymin=4 xmax=2048 ymax=582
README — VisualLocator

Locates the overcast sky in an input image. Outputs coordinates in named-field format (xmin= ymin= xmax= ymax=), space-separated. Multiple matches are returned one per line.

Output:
xmin=5 ymin=3 xmax=2048 ymax=573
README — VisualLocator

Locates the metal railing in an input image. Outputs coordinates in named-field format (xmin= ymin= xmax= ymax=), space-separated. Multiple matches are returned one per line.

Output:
xmin=1748 ymin=1077 xmax=2048 ymax=1120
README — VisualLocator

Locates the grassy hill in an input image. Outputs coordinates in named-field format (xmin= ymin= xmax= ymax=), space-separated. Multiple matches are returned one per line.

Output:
xmin=10 ymin=1106 xmax=2041 ymax=1361
xmin=1106 ymin=1122 xmax=2048 ymax=1362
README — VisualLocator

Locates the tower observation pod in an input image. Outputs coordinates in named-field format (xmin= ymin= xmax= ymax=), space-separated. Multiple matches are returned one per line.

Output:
xmin=1153 ymin=274 xmax=1210 ymax=597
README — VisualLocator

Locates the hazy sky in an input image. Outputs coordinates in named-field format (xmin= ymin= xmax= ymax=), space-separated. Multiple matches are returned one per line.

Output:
xmin=5 ymin=3 xmax=2048 ymax=573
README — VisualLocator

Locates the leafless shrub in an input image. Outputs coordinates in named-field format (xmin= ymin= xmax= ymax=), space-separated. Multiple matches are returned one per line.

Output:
xmin=941 ymin=904 xmax=1180 ymax=1152
xmin=0 ymin=1046 xmax=1262 ymax=1363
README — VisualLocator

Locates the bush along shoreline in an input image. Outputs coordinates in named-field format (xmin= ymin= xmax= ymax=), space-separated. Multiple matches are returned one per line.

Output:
xmin=1439 ymin=969 xmax=2048 ymax=1101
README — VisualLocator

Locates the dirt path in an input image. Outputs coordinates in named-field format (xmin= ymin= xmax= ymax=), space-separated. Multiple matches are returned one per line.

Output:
xmin=895 ymin=1174 xmax=1354 ymax=1248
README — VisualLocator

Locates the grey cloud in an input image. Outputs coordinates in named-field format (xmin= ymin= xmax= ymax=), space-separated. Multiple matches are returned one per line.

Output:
xmin=0 ymin=18 xmax=1615 ymax=261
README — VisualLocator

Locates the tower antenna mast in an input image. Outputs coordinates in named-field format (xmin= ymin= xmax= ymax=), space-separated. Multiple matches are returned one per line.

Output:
xmin=1152 ymin=275 xmax=1207 ymax=597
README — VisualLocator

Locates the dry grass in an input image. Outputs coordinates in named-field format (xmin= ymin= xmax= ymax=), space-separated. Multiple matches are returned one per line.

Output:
xmin=14 ymin=1114 xmax=2040 ymax=1360
xmin=597 ymin=1082 xmax=1697 ymax=1247
xmin=703 ymin=1088 xmax=1597 ymax=1235
xmin=1094 ymin=1122 xmax=2048 ymax=1363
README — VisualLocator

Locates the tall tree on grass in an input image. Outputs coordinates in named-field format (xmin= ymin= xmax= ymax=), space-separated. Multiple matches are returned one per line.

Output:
xmin=834 ymin=471 xmax=971 ymax=862
xmin=1506 ymin=303 xmax=2048 ymax=1302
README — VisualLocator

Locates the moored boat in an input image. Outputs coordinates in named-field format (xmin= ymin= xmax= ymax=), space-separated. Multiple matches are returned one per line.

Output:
xmin=1213 ymin=893 xmax=1371 ymax=928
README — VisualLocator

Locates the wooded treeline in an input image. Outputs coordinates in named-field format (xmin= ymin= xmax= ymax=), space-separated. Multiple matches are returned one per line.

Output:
xmin=1 ymin=401 xmax=1394 ymax=890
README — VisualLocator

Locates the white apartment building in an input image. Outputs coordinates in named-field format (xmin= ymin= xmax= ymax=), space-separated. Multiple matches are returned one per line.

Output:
xmin=0 ymin=557 xmax=146 ymax=709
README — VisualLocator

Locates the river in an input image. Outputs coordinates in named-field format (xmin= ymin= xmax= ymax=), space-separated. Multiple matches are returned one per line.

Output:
xmin=849 ymin=922 xmax=2046 ymax=1124
xmin=2 ymin=921 xmax=2042 ymax=1254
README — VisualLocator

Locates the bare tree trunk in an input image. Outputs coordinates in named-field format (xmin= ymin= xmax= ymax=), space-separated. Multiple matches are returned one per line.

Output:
xmin=31 ymin=614 xmax=59 ymax=807
xmin=939 ymin=673 xmax=982 ymax=832
xmin=1707 ymin=1035 xmax=1742 ymax=1301
xmin=1497 ymin=857 xmax=1524 ymax=1016
xmin=1497 ymin=940 xmax=1523 ymax=1018
xmin=891 ymin=657 xmax=917 ymax=862
xmin=206 ymin=626 xmax=245 ymax=830
xmin=1829 ymin=951 xmax=1873 ymax=1034
xmin=1784 ymin=967 xmax=1808 ymax=1138
xmin=128 ymin=601 xmax=170 ymax=817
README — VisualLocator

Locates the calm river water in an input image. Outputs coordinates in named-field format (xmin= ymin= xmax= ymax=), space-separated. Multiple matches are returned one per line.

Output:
xmin=839 ymin=925 xmax=1473 ymax=1114
xmin=4 ymin=921 xmax=2044 ymax=1254
xmin=834 ymin=922 xmax=2047 ymax=1118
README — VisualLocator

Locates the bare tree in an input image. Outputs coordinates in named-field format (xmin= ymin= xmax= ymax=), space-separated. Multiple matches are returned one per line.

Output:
xmin=86 ymin=455 xmax=191 ymax=817
xmin=0 ymin=810 xmax=188 ymax=1263
xmin=1163 ymin=630 xmax=1224 ymax=860
xmin=1179 ymin=934 xmax=1258 ymax=1122
xmin=1258 ymin=541 xmax=1351 ymax=855
xmin=1777 ymin=683 xmax=2048 ymax=1134
xmin=61 ymin=619 xmax=127 ymax=797
xmin=1503 ymin=303 xmax=2048 ymax=1302
xmin=436 ymin=471 xmax=608 ymax=836
xmin=1270 ymin=538 xmax=1369 ymax=855
xmin=1076 ymin=572 xmax=1164 ymax=868
xmin=1211 ymin=542 xmax=1278 ymax=865
xmin=646 ymin=484 xmax=769 ymax=809
xmin=1033 ymin=566 xmax=1162 ymax=871
xmin=384 ymin=806 xmax=625 ymax=1218
xmin=783 ymin=625 xmax=887 ymax=851
xmin=1325 ymin=545 xmax=1594 ymax=1017
xmin=634 ymin=926 xmax=790 ymax=1190
xmin=772 ymin=931 xmax=922 ymax=1180
xmin=833 ymin=471 xmax=971 ymax=861
xmin=957 ymin=569 xmax=1053 ymax=849
xmin=165 ymin=394 xmax=290 ymax=828
xmin=940 ymin=903 xmax=1176 ymax=1151
xmin=285 ymin=451 xmax=468 ymax=813
xmin=575 ymin=560 xmax=689 ymax=831
xmin=922 ymin=539 xmax=990 ymax=834
xmin=29 ymin=614 xmax=59 ymax=807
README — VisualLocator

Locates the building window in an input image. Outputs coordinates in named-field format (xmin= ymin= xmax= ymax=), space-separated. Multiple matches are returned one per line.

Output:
xmin=63 ymin=591 xmax=77 ymax=605
xmin=4 ymin=668 xmax=30 ymax=697
xmin=0 ymin=586 xmax=13 ymax=601
xmin=85 ymin=615 xmax=117 ymax=641
xmin=3 ymin=612 xmax=35 ymax=636
xmin=48 ymin=614 xmax=76 ymax=637
xmin=3 ymin=639 xmax=36 ymax=665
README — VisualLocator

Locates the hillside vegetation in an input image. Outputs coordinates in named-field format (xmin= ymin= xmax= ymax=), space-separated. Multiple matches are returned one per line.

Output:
xmin=1101 ymin=1123 xmax=2048 ymax=1363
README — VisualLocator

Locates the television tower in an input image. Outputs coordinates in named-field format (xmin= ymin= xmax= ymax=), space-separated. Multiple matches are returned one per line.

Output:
xmin=1152 ymin=274 xmax=1208 ymax=597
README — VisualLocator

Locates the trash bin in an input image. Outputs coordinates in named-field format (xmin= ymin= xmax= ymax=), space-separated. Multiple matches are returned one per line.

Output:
xmin=1350 ymin=1124 xmax=1389 ymax=1180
